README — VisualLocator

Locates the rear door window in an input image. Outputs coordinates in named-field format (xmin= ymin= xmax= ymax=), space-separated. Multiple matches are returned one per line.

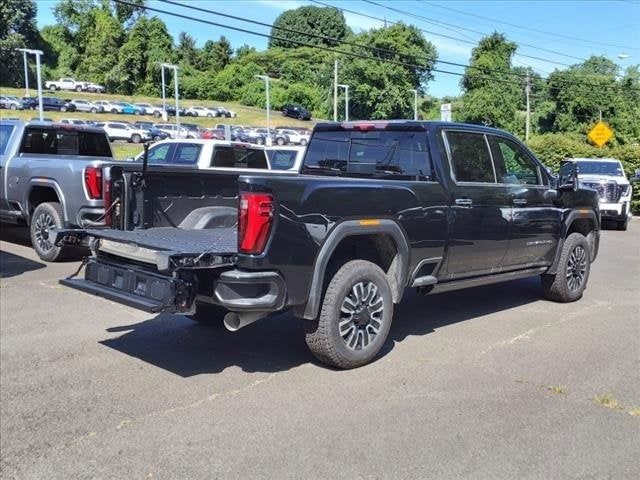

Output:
xmin=303 ymin=129 xmax=431 ymax=180
xmin=0 ymin=124 xmax=15 ymax=155
xmin=444 ymin=131 xmax=496 ymax=183
xmin=267 ymin=150 xmax=298 ymax=170
xmin=146 ymin=144 xmax=173 ymax=164
xmin=172 ymin=143 xmax=201 ymax=165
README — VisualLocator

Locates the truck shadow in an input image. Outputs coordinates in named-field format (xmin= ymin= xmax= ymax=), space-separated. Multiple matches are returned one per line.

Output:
xmin=99 ymin=277 xmax=542 ymax=376
xmin=0 ymin=249 xmax=46 ymax=278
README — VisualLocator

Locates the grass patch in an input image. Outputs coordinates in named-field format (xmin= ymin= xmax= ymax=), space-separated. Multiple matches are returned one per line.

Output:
xmin=111 ymin=143 xmax=144 ymax=161
xmin=627 ymin=407 xmax=640 ymax=417
xmin=594 ymin=394 xmax=624 ymax=410
xmin=0 ymin=86 xmax=318 ymax=129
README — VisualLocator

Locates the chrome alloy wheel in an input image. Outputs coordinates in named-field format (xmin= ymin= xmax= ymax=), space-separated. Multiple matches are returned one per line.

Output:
xmin=34 ymin=211 xmax=55 ymax=252
xmin=566 ymin=245 xmax=587 ymax=292
xmin=339 ymin=281 xmax=385 ymax=350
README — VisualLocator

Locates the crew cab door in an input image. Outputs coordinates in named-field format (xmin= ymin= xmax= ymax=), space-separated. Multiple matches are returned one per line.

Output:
xmin=487 ymin=134 xmax=561 ymax=266
xmin=441 ymin=129 xmax=511 ymax=277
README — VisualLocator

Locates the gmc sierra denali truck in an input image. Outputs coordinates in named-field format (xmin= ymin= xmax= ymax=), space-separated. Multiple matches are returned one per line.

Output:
xmin=57 ymin=121 xmax=600 ymax=369
xmin=0 ymin=120 xmax=113 ymax=261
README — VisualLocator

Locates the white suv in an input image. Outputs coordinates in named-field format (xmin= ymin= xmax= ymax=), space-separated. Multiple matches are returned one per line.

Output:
xmin=96 ymin=122 xmax=151 ymax=143
xmin=185 ymin=106 xmax=214 ymax=117
xmin=575 ymin=157 xmax=632 ymax=230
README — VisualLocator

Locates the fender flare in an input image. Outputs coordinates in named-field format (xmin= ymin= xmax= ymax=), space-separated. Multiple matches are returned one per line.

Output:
xmin=547 ymin=209 xmax=599 ymax=274
xmin=25 ymin=179 xmax=67 ymax=224
xmin=301 ymin=219 xmax=410 ymax=320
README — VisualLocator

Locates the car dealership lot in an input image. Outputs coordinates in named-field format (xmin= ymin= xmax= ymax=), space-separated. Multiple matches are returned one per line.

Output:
xmin=1 ymin=223 xmax=638 ymax=479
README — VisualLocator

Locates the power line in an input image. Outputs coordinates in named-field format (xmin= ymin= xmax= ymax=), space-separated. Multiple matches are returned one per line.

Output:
xmin=310 ymin=0 xmax=575 ymax=68
xmin=363 ymin=0 xmax=589 ymax=62
xmin=419 ymin=0 xmax=640 ymax=51
xmin=113 ymin=0 xmax=640 ymax=94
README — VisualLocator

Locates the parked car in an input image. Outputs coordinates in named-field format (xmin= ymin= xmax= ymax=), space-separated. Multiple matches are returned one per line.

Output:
xmin=201 ymin=128 xmax=225 ymax=140
xmin=571 ymin=157 xmax=633 ymax=230
xmin=264 ymin=145 xmax=305 ymax=171
xmin=21 ymin=97 xmax=38 ymax=109
xmin=0 ymin=96 xmax=24 ymax=110
xmin=210 ymin=106 xmax=236 ymax=118
xmin=185 ymin=106 xmax=214 ymax=117
xmin=0 ymin=119 xmax=114 ymax=261
xmin=132 ymin=103 xmax=163 ymax=117
xmin=281 ymin=104 xmax=311 ymax=120
xmin=59 ymin=118 xmax=89 ymax=126
xmin=181 ymin=123 xmax=201 ymax=139
xmin=84 ymin=82 xmax=105 ymax=93
xmin=114 ymin=102 xmax=143 ymax=115
xmin=41 ymin=97 xmax=76 ymax=112
xmin=70 ymin=99 xmax=102 ymax=113
xmin=276 ymin=128 xmax=310 ymax=146
xmin=234 ymin=128 xmax=267 ymax=145
xmin=163 ymin=105 xmax=186 ymax=117
xmin=132 ymin=122 xmax=170 ymax=142
xmin=94 ymin=100 xmax=122 ymax=114
xmin=95 ymin=121 xmax=150 ymax=143
xmin=57 ymin=120 xmax=601 ymax=369
xmin=45 ymin=77 xmax=86 ymax=92
xmin=132 ymin=139 xmax=271 ymax=170
xmin=154 ymin=123 xmax=190 ymax=139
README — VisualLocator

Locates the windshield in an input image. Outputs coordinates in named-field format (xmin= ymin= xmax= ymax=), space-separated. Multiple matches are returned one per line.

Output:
xmin=578 ymin=161 xmax=624 ymax=176
xmin=0 ymin=124 xmax=15 ymax=155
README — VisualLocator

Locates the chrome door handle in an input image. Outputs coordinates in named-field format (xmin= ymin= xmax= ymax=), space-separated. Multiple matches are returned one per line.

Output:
xmin=455 ymin=198 xmax=473 ymax=206
xmin=513 ymin=199 xmax=528 ymax=206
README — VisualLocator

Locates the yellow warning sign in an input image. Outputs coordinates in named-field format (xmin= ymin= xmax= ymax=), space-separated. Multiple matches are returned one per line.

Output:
xmin=587 ymin=121 xmax=614 ymax=148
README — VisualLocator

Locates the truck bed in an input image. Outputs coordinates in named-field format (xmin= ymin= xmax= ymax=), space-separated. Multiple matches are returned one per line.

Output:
xmin=86 ymin=226 xmax=237 ymax=255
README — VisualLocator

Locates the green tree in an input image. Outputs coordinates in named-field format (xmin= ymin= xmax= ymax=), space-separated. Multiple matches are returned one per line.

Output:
xmin=0 ymin=0 xmax=39 ymax=86
xmin=269 ymin=6 xmax=347 ymax=49
xmin=341 ymin=23 xmax=437 ymax=119
xmin=198 ymin=36 xmax=233 ymax=72
xmin=177 ymin=31 xmax=197 ymax=67
xmin=76 ymin=8 xmax=123 ymax=87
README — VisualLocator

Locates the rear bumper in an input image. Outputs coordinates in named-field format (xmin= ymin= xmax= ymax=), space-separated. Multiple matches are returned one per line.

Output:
xmin=213 ymin=269 xmax=286 ymax=312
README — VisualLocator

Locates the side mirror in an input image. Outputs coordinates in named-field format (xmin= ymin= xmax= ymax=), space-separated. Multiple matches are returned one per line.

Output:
xmin=630 ymin=169 xmax=640 ymax=184
xmin=558 ymin=161 xmax=578 ymax=191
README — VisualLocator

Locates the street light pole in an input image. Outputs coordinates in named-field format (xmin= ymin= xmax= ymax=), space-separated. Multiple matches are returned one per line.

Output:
xmin=338 ymin=84 xmax=349 ymax=121
xmin=161 ymin=66 xmax=166 ymax=114
xmin=333 ymin=59 xmax=338 ymax=122
xmin=408 ymin=89 xmax=418 ymax=120
xmin=160 ymin=63 xmax=179 ymax=134
xmin=255 ymin=75 xmax=272 ymax=145
xmin=17 ymin=48 xmax=44 ymax=120
xmin=22 ymin=50 xmax=29 ymax=95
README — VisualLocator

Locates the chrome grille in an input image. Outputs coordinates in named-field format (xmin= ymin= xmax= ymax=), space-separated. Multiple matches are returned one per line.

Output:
xmin=581 ymin=181 xmax=622 ymax=202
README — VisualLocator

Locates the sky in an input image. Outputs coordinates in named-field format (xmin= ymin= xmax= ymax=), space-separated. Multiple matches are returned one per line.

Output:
xmin=35 ymin=0 xmax=640 ymax=98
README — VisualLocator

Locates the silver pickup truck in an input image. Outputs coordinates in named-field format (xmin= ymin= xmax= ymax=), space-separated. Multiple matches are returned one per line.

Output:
xmin=0 ymin=120 xmax=114 ymax=261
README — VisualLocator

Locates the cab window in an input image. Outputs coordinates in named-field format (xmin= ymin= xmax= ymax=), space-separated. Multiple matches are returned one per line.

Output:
xmin=444 ymin=131 xmax=495 ymax=183
xmin=489 ymin=136 xmax=541 ymax=185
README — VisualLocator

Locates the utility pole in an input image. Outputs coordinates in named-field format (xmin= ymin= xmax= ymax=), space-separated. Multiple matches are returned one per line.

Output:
xmin=255 ymin=75 xmax=272 ymax=145
xmin=160 ymin=63 xmax=180 ymax=133
xmin=333 ymin=59 xmax=338 ymax=122
xmin=525 ymin=75 xmax=531 ymax=142
xmin=21 ymin=50 xmax=29 ymax=95
xmin=408 ymin=89 xmax=418 ymax=120
xmin=338 ymin=84 xmax=349 ymax=121
xmin=17 ymin=48 xmax=43 ymax=120
xmin=161 ymin=66 xmax=166 ymax=116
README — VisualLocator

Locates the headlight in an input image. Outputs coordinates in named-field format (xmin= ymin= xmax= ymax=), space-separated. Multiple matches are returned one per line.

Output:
xmin=621 ymin=184 xmax=631 ymax=196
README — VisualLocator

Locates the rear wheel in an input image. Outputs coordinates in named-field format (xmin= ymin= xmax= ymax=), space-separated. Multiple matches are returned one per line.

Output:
xmin=305 ymin=260 xmax=394 ymax=369
xmin=300 ymin=138 xmax=308 ymax=146
xmin=76 ymin=86 xmax=83 ymax=92
xmin=131 ymin=134 xmax=141 ymax=143
xmin=90 ymin=107 xmax=97 ymax=113
xmin=49 ymin=85 xmax=57 ymax=91
xmin=617 ymin=219 xmax=628 ymax=231
xmin=541 ymin=232 xmax=591 ymax=302
xmin=186 ymin=303 xmax=228 ymax=327
xmin=276 ymin=137 xmax=285 ymax=145
xmin=60 ymin=106 xmax=67 ymax=112
xmin=10 ymin=104 xmax=17 ymax=110
xmin=30 ymin=202 xmax=67 ymax=262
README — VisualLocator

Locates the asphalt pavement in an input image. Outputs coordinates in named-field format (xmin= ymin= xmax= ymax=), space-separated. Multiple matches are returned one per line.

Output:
xmin=1 ymin=222 xmax=639 ymax=479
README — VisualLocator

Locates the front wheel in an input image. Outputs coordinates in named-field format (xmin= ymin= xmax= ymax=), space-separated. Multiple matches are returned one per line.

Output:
xmin=541 ymin=232 xmax=591 ymax=303
xmin=276 ymin=137 xmax=285 ymax=145
xmin=131 ymin=134 xmax=141 ymax=143
xmin=300 ymin=138 xmax=307 ymax=146
xmin=305 ymin=260 xmax=394 ymax=369
xmin=76 ymin=86 xmax=83 ymax=92
xmin=90 ymin=107 xmax=97 ymax=113
xmin=30 ymin=202 xmax=67 ymax=262
xmin=186 ymin=303 xmax=228 ymax=327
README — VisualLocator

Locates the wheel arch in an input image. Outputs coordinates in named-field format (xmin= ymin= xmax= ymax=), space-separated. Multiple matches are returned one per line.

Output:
xmin=548 ymin=210 xmax=599 ymax=274
xmin=301 ymin=219 xmax=410 ymax=320
xmin=26 ymin=180 xmax=66 ymax=225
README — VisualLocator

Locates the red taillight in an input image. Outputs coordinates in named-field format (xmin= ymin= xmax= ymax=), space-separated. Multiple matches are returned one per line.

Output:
xmin=84 ymin=167 xmax=102 ymax=200
xmin=238 ymin=192 xmax=274 ymax=254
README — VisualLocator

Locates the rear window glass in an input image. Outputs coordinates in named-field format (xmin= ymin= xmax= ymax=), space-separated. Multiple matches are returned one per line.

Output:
xmin=0 ymin=124 xmax=15 ymax=155
xmin=267 ymin=150 xmax=298 ymax=170
xmin=19 ymin=127 xmax=111 ymax=157
xmin=210 ymin=146 xmax=267 ymax=169
xmin=302 ymin=129 xmax=431 ymax=180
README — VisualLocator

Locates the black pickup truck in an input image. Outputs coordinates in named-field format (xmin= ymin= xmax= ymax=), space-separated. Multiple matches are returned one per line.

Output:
xmin=58 ymin=121 xmax=600 ymax=369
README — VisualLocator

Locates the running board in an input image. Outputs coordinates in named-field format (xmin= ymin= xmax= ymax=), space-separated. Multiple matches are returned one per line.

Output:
xmin=429 ymin=267 xmax=547 ymax=294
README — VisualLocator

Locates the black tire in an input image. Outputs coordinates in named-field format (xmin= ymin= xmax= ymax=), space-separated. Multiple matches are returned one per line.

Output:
xmin=617 ymin=219 xmax=628 ymax=231
xmin=541 ymin=232 xmax=591 ymax=303
xmin=49 ymin=85 xmax=57 ymax=91
xmin=153 ymin=135 xmax=161 ymax=141
xmin=298 ymin=114 xmax=305 ymax=120
xmin=153 ymin=111 xmax=161 ymax=118
xmin=276 ymin=137 xmax=285 ymax=145
xmin=90 ymin=107 xmax=97 ymax=113
xmin=60 ymin=106 xmax=67 ymax=112
xmin=131 ymin=134 xmax=141 ymax=143
xmin=256 ymin=137 xmax=265 ymax=145
xmin=30 ymin=202 xmax=67 ymax=262
xmin=111 ymin=108 xmax=118 ymax=114
xmin=300 ymin=138 xmax=307 ymax=146
xmin=186 ymin=303 xmax=228 ymax=327
xmin=76 ymin=86 xmax=83 ymax=92
xmin=305 ymin=260 xmax=394 ymax=369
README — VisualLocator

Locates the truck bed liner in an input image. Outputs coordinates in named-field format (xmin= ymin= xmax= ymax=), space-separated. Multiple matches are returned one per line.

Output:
xmin=86 ymin=226 xmax=238 ymax=255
